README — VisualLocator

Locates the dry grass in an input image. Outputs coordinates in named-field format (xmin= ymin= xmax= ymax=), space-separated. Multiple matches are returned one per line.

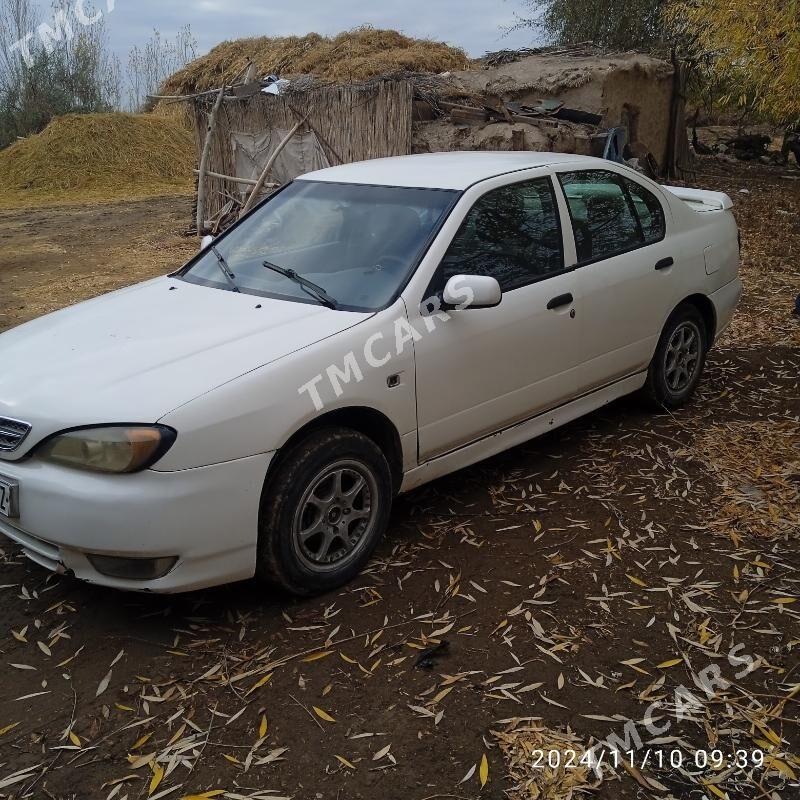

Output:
xmin=492 ymin=721 xmax=602 ymax=799
xmin=149 ymin=99 xmax=194 ymax=129
xmin=0 ymin=112 xmax=194 ymax=208
xmin=692 ymin=421 xmax=800 ymax=541
xmin=161 ymin=27 xmax=471 ymax=95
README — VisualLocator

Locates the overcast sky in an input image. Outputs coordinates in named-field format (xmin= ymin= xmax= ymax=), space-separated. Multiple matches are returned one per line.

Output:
xmin=38 ymin=0 xmax=541 ymax=61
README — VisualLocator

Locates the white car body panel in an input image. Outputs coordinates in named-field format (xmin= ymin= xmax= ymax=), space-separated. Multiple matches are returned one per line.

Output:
xmin=411 ymin=268 xmax=586 ymax=460
xmin=0 ymin=152 xmax=742 ymax=592
xmin=708 ymin=279 xmax=742 ymax=343
xmin=158 ymin=298 xmax=417 ymax=472
xmin=662 ymin=186 xmax=734 ymax=212
xmin=0 ymin=278 xmax=370 ymax=460
xmin=0 ymin=452 xmax=272 ymax=592
xmin=302 ymin=150 xmax=585 ymax=190
xmin=401 ymin=169 xmax=587 ymax=460
xmin=401 ymin=372 xmax=646 ymax=492
xmin=556 ymin=177 xmax=678 ymax=385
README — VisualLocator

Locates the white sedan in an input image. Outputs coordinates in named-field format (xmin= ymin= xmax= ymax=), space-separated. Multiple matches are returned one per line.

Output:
xmin=0 ymin=152 xmax=741 ymax=594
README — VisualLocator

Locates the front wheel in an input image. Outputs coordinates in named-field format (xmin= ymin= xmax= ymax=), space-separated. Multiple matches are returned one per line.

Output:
xmin=644 ymin=304 xmax=708 ymax=409
xmin=256 ymin=427 xmax=393 ymax=595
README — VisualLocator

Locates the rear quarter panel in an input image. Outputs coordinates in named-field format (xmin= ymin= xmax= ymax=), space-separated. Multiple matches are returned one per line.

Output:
xmin=654 ymin=188 xmax=740 ymax=345
xmin=664 ymin=190 xmax=740 ymax=292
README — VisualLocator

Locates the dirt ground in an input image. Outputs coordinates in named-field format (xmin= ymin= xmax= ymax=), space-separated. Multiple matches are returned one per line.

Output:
xmin=0 ymin=163 xmax=798 ymax=800
xmin=0 ymin=197 xmax=197 ymax=333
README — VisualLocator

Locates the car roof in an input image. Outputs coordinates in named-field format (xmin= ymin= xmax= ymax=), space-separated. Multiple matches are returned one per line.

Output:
xmin=297 ymin=151 xmax=612 ymax=191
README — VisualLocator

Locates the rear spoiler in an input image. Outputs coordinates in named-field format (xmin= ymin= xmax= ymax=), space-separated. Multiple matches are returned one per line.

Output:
xmin=662 ymin=186 xmax=734 ymax=212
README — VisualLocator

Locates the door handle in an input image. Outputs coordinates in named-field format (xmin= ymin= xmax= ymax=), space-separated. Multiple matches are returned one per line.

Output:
xmin=547 ymin=292 xmax=574 ymax=310
xmin=655 ymin=257 xmax=674 ymax=271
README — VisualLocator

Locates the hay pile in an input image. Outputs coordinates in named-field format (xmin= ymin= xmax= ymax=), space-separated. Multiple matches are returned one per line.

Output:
xmin=161 ymin=28 xmax=470 ymax=95
xmin=0 ymin=112 xmax=194 ymax=206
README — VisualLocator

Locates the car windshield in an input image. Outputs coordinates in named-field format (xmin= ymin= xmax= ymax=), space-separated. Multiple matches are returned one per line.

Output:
xmin=180 ymin=180 xmax=458 ymax=311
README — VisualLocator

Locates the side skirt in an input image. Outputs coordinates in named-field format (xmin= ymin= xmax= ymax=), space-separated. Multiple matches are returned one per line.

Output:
xmin=399 ymin=372 xmax=647 ymax=493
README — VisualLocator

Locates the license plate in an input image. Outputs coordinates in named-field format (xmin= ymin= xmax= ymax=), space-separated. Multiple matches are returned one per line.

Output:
xmin=0 ymin=475 xmax=19 ymax=519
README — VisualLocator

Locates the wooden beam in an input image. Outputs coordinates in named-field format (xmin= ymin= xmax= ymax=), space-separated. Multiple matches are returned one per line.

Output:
xmin=195 ymin=85 xmax=226 ymax=236
xmin=192 ymin=169 xmax=278 ymax=188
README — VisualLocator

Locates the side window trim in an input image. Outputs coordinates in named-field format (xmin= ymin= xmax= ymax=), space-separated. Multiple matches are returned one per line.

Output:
xmin=621 ymin=174 xmax=668 ymax=247
xmin=424 ymin=175 xmax=569 ymax=300
xmin=619 ymin=177 xmax=646 ymax=243
xmin=550 ymin=172 xmax=579 ymax=268
xmin=555 ymin=168 xmax=666 ymax=268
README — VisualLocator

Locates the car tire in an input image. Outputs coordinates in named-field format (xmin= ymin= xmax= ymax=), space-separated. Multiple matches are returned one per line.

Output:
xmin=256 ymin=427 xmax=393 ymax=596
xmin=644 ymin=303 xmax=708 ymax=409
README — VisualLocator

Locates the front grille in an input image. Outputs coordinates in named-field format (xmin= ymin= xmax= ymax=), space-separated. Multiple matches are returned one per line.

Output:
xmin=0 ymin=417 xmax=32 ymax=452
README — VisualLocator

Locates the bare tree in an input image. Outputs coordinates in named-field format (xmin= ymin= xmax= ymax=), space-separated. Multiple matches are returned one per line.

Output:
xmin=127 ymin=26 xmax=197 ymax=111
xmin=1 ymin=5 xmax=196 ymax=148
xmin=0 ymin=0 xmax=38 ymax=98
xmin=0 ymin=0 xmax=121 ymax=148
xmin=1 ymin=0 xmax=41 ymax=146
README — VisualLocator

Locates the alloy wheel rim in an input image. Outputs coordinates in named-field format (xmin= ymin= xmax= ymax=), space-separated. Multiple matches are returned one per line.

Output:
xmin=664 ymin=321 xmax=701 ymax=393
xmin=292 ymin=459 xmax=378 ymax=572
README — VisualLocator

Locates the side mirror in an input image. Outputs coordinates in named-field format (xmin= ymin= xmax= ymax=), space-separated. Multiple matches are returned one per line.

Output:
xmin=200 ymin=234 xmax=214 ymax=251
xmin=443 ymin=275 xmax=502 ymax=310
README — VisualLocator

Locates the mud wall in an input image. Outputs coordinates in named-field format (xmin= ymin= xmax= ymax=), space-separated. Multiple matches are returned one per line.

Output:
xmin=431 ymin=53 xmax=675 ymax=168
xmin=413 ymin=119 xmax=596 ymax=157
xmin=597 ymin=64 xmax=674 ymax=168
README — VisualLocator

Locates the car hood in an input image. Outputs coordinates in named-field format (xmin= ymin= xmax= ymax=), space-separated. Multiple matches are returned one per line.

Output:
xmin=0 ymin=277 xmax=371 ymax=458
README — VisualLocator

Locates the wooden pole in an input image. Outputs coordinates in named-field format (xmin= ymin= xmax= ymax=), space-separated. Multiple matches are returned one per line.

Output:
xmin=196 ymin=86 xmax=226 ymax=237
xmin=239 ymin=114 xmax=309 ymax=218
xmin=148 ymin=89 xmax=220 ymax=101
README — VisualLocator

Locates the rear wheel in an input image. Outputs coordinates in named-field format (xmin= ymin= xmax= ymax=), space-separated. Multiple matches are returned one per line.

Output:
xmin=644 ymin=303 xmax=708 ymax=409
xmin=256 ymin=427 xmax=392 ymax=595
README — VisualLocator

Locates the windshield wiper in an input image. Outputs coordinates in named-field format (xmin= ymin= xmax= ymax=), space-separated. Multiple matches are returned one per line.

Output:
xmin=262 ymin=260 xmax=338 ymax=309
xmin=210 ymin=246 xmax=241 ymax=293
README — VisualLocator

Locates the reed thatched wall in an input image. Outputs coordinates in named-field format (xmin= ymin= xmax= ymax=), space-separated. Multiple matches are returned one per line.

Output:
xmin=191 ymin=79 xmax=414 ymax=223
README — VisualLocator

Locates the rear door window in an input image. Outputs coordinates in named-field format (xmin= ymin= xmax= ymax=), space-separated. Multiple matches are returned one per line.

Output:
xmin=623 ymin=177 xmax=666 ymax=244
xmin=558 ymin=170 xmax=643 ymax=263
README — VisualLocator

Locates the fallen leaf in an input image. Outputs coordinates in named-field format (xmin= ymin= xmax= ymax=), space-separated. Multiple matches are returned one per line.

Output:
xmin=313 ymin=706 xmax=335 ymax=723
xmin=0 ymin=723 xmax=20 ymax=737
xmin=459 ymin=764 xmax=476 ymax=784
xmin=148 ymin=764 xmax=164 ymax=796
xmin=96 ymin=669 xmax=112 ymax=697
xmin=303 ymin=651 xmax=334 ymax=662
xmin=479 ymin=753 xmax=489 ymax=787
xmin=373 ymin=743 xmax=391 ymax=761
xmin=133 ymin=732 xmax=153 ymax=750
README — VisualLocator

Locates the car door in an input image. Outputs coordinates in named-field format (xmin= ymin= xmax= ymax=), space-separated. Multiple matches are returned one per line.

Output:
xmin=406 ymin=174 xmax=586 ymax=462
xmin=554 ymin=168 xmax=676 ymax=387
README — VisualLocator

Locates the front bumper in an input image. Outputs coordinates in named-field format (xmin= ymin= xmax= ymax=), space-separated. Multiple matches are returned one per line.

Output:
xmin=0 ymin=452 xmax=273 ymax=593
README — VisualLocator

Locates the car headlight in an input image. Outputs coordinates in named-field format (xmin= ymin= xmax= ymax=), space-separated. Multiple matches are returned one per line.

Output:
xmin=38 ymin=425 xmax=176 ymax=474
